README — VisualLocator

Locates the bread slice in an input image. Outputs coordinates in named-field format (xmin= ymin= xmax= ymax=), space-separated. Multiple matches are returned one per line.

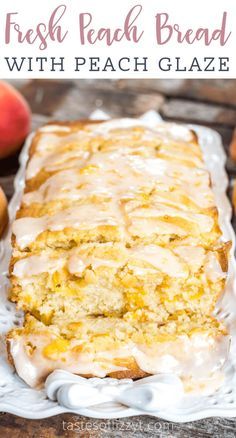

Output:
xmin=7 ymin=313 xmax=229 ymax=388
xmin=9 ymin=241 xmax=230 ymax=325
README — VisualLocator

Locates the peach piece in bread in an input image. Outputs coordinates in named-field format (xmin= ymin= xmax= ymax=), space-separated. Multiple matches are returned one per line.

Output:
xmin=0 ymin=186 xmax=8 ymax=236
xmin=0 ymin=81 xmax=31 ymax=159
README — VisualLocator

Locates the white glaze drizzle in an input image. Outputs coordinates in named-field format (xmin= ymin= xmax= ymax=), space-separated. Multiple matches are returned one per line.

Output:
xmin=13 ymin=244 xmax=226 ymax=282
xmin=87 ymin=119 xmax=193 ymax=142
xmin=26 ymin=119 xmax=197 ymax=180
xmin=9 ymin=331 xmax=229 ymax=388
xmin=12 ymin=201 xmax=214 ymax=249
xmin=23 ymin=155 xmax=214 ymax=211
xmin=26 ymin=149 xmax=90 ymax=180
xmin=13 ymin=203 xmax=123 ymax=249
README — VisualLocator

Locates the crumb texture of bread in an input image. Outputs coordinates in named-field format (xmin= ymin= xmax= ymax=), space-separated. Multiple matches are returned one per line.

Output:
xmin=8 ymin=118 xmax=230 ymax=387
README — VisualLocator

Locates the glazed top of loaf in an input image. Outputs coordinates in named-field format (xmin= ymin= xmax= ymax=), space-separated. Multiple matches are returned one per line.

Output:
xmin=12 ymin=118 xmax=221 ymax=253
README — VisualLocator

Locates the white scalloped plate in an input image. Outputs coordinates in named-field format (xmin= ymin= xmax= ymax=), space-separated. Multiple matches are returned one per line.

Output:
xmin=0 ymin=111 xmax=236 ymax=421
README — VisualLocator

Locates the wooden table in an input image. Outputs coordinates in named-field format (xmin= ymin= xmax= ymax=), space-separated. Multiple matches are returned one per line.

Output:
xmin=0 ymin=79 xmax=236 ymax=437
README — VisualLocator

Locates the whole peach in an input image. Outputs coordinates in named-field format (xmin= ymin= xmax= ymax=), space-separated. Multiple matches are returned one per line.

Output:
xmin=0 ymin=81 xmax=31 ymax=159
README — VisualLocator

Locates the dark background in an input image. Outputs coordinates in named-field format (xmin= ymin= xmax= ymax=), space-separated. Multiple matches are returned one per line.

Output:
xmin=0 ymin=78 xmax=236 ymax=437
